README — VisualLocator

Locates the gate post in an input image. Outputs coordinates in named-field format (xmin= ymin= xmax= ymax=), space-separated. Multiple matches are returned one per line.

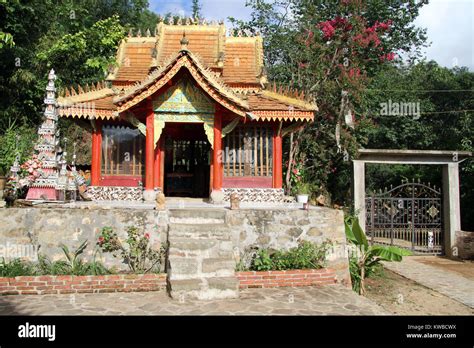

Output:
xmin=442 ymin=162 xmax=461 ymax=258
xmin=353 ymin=160 xmax=366 ymax=230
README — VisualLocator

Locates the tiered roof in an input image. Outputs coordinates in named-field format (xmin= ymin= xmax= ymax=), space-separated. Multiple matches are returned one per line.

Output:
xmin=58 ymin=21 xmax=317 ymax=121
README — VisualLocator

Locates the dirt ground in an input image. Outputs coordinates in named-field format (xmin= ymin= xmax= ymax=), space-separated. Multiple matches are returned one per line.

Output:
xmin=413 ymin=256 xmax=474 ymax=280
xmin=364 ymin=268 xmax=473 ymax=315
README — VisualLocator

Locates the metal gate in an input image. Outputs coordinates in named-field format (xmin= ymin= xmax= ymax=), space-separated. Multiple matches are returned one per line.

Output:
xmin=365 ymin=180 xmax=443 ymax=255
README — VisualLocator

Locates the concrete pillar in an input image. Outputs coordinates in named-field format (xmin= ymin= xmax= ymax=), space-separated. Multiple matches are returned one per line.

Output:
xmin=442 ymin=162 xmax=461 ymax=258
xmin=353 ymin=160 xmax=366 ymax=230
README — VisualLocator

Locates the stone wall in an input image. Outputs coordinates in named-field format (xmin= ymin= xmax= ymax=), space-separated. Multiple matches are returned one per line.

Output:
xmin=0 ymin=207 xmax=350 ymax=285
xmin=227 ymin=207 xmax=351 ymax=286
xmin=0 ymin=208 xmax=168 ymax=271
xmin=455 ymin=231 xmax=474 ymax=260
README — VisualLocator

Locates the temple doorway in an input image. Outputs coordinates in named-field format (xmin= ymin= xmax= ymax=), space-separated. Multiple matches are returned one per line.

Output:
xmin=163 ymin=123 xmax=211 ymax=198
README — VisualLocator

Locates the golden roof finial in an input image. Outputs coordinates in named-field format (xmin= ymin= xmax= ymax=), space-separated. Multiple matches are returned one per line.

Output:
xmin=180 ymin=31 xmax=189 ymax=50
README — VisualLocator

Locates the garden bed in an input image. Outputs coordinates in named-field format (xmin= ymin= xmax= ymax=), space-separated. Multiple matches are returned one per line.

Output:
xmin=236 ymin=268 xmax=337 ymax=289
xmin=0 ymin=273 xmax=167 ymax=296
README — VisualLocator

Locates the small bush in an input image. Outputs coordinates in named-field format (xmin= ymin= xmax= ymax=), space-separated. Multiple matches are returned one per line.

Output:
xmin=0 ymin=258 xmax=36 ymax=277
xmin=97 ymin=226 xmax=165 ymax=274
xmin=248 ymin=240 xmax=332 ymax=271
xmin=0 ymin=241 xmax=112 ymax=277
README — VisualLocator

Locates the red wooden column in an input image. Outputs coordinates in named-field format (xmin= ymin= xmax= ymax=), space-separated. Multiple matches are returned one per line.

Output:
xmin=91 ymin=120 xmax=102 ymax=186
xmin=273 ymin=123 xmax=283 ymax=188
xmin=154 ymin=137 xmax=162 ymax=189
xmin=212 ymin=113 xmax=223 ymax=190
xmin=145 ymin=99 xmax=155 ymax=192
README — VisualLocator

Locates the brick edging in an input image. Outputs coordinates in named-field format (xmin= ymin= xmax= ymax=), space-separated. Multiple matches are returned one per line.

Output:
xmin=0 ymin=274 xmax=167 ymax=296
xmin=236 ymin=268 xmax=337 ymax=289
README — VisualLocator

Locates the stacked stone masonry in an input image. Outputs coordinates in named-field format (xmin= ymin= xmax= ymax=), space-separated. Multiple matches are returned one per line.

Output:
xmin=0 ymin=206 xmax=351 ymax=294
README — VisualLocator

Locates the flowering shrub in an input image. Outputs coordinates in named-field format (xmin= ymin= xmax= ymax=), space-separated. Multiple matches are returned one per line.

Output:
xmin=97 ymin=226 xmax=164 ymax=274
xmin=285 ymin=159 xmax=305 ymax=190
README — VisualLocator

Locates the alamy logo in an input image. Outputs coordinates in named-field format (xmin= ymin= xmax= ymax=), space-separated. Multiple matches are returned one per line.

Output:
xmin=18 ymin=322 xmax=56 ymax=341
xmin=0 ymin=242 xmax=38 ymax=261
xmin=380 ymin=99 xmax=421 ymax=119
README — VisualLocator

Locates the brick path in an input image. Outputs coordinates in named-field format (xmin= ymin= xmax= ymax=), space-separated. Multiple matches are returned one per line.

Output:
xmin=0 ymin=285 xmax=386 ymax=315
xmin=383 ymin=257 xmax=474 ymax=308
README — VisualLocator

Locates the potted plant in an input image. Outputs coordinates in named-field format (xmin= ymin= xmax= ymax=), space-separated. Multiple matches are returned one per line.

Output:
xmin=295 ymin=182 xmax=312 ymax=204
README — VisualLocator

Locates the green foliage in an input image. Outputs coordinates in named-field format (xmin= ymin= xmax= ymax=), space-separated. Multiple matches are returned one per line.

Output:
xmin=0 ymin=0 xmax=150 ymax=131
xmin=360 ymin=62 xmax=474 ymax=229
xmin=59 ymin=240 xmax=89 ymax=275
xmin=344 ymin=217 xmax=411 ymax=294
xmin=97 ymin=226 xmax=165 ymax=274
xmin=36 ymin=252 xmax=110 ymax=276
xmin=294 ymin=182 xmax=312 ymax=195
xmin=248 ymin=240 xmax=332 ymax=271
xmin=36 ymin=255 xmax=70 ymax=275
xmin=36 ymin=241 xmax=110 ymax=276
xmin=252 ymin=249 xmax=273 ymax=271
xmin=192 ymin=0 xmax=202 ymax=19
xmin=37 ymin=15 xmax=125 ymax=84
xmin=230 ymin=0 xmax=429 ymax=204
xmin=0 ymin=241 xmax=110 ymax=277
xmin=0 ymin=257 xmax=36 ymax=277
xmin=0 ymin=124 xmax=37 ymax=176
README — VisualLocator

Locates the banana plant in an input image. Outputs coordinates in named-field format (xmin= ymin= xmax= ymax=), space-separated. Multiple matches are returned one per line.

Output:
xmin=345 ymin=218 xmax=411 ymax=295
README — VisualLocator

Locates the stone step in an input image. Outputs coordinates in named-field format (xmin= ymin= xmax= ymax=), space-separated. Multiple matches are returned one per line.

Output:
xmin=168 ymin=277 xmax=239 ymax=300
xmin=201 ymin=258 xmax=236 ymax=275
xmin=168 ymin=223 xmax=230 ymax=236
xmin=168 ymin=255 xmax=236 ymax=278
xmin=168 ymin=250 xmax=235 ymax=264
xmin=168 ymin=238 xmax=219 ymax=252
xmin=169 ymin=209 xmax=227 ymax=224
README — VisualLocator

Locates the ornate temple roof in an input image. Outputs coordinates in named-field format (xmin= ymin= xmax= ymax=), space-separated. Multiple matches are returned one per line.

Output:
xmin=58 ymin=21 xmax=316 ymax=121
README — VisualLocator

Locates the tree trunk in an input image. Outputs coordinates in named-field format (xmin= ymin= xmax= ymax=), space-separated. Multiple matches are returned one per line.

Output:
xmin=285 ymin=132 xmax=294 ymax=194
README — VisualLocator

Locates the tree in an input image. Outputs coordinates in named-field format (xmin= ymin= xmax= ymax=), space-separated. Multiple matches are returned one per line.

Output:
xmin=360 ymin=61 xmax=474 ymax=230
xmin=230 ymin=0 xmax=429 ymax=203
xmin=0 ymin=1 xmax=154 ymax=173
xmin=0 ymin=0 xmax=152 ymax=130
xmin=192 ymin=0 xmax=202 ymax=19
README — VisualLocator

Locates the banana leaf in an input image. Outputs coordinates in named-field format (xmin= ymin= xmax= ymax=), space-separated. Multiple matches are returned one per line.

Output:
xmin=369 ymin=245 xmax=412 ymax=262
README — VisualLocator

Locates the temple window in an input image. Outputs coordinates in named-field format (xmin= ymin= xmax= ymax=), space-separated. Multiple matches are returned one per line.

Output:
xmin=223 ymin=125 xmax=273 ymax=177
xmin=101 ymin=125 xmax=145 ymax=177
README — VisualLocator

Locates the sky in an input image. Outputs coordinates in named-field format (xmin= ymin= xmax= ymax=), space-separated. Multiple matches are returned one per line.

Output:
xmin=149 ymin=0 xmax=474 ymax=70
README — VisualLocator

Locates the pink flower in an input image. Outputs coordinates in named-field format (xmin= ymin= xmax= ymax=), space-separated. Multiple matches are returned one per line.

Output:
xmin=380 ymin=52 xmax=396 ymax=61
xmin=98 ymin=236 xmax=105 ymax=245
xmin=144 ymin=233 xmax=150 ymax=239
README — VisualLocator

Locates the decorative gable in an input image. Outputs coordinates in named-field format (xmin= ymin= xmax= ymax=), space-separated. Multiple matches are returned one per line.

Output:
xmin=153 ymin=79 xmax=214 ymax=114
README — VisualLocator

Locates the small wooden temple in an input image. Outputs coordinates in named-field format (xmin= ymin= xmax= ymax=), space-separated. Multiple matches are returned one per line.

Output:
xmin=56 ymin=21 xmax=317 ymax=202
